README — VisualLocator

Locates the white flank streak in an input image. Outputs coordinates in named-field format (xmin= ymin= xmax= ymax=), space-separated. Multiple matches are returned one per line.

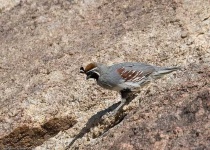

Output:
xmin=127 ymin=70 xmax=135 ymax=79
xmin=132 ymin=76 xmax=144 ymax=82
xmin=121 ymin=70 xmax=127 ymax=74
xmin=132 ymin=77 xmax=141 ymax=82
xmin=127 ymin=70 xmax=132 ymax=74
xmin=131 ymin=72 xmax=139 ymax=79
xmin=130 ymin=70 xmax=136 ymax=76
xmin=137 ymin=71 xmax=142 ymax=75
xmin=130 ymin=71 xmax=142 ymax=81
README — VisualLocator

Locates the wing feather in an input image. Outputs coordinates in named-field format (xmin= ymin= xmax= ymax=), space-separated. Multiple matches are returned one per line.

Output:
xmin=117 ymin=66 xmax=154 ymax=82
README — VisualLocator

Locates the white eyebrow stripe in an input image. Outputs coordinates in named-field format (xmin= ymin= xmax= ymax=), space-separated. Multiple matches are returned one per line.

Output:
xmin=90 ymin=67 xmax=98 ymax=71
xmin=86 ymin=68 xmax=100 ymax=76
xmin=89 ymin=71 xmax=100 ymax=76
xmin=86 ymin=67 xmax=98 ymax=72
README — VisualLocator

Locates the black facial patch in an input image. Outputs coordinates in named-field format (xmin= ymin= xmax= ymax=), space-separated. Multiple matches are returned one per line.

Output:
xmin=86 ymin=71 xmax=99 ymax=80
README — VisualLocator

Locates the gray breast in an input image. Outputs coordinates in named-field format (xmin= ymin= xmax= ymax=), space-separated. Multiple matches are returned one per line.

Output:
xmin=97 ymin=64 xmax=123 ymax=90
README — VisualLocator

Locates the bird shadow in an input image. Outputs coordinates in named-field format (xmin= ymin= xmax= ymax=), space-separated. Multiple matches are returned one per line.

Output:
xmin=65 ymin=93 xmax=138 ymax=149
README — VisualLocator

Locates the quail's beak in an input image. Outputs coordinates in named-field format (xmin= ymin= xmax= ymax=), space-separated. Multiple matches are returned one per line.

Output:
xmin=80 ymin=67 xmax=85 ymax=73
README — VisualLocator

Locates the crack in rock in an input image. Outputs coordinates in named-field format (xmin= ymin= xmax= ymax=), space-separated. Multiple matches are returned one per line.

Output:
xmin=0 ymin=116 xmax=77 ymax=149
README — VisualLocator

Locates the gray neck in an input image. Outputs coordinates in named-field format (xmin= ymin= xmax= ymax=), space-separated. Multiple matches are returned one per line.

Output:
xmin=97 ymin=63 xmax=108 ymax=74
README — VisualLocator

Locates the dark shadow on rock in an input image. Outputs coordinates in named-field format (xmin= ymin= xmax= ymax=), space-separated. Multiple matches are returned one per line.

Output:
xmin=0 ymin=116 xmax=77 ymax=150
xmin=65 ymin=93 xmax=137 ymax=149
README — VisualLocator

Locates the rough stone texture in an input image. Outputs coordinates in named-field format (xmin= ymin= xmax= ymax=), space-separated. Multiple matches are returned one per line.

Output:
xmin=0 ymin=0 xmax=209 ymax=149
xmin=0 ymin=0 xmax=21 ymax=12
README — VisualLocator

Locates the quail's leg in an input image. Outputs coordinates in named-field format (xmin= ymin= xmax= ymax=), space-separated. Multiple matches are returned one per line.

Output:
xmin=112 ymin=89 xmax=131 ymax=115
xmin=112 ymin=97 xmax=126 ymax=115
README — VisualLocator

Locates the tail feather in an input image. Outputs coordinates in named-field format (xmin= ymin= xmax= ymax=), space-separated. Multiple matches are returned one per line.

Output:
xmin=153 ymin=66 xmax=180 ymax=78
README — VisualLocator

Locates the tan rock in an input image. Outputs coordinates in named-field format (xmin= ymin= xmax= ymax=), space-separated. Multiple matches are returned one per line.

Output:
xmin=0 ymin=0 xmax=210 ymax=149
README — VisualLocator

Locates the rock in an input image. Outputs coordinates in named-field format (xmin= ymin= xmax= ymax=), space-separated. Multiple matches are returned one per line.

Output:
xmin=0 ymin=0 xmax=210 ymax=149
xmin=181 ymin=31 xmax=188 ymax=38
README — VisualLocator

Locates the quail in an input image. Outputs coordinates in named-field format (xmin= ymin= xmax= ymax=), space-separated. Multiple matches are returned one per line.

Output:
xmin=80 ymin=62 xmax=180 ymax=115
